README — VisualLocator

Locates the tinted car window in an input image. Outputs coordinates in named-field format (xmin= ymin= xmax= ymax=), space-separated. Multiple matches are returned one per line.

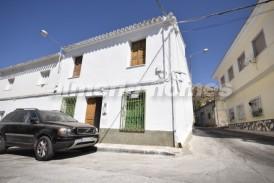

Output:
xmin=2 ymin=110 xmax=29 ymax=123
xmin=12 ymin=110 xmax=29 ymax=123
xmin=30 ymin=111 xmax=38 ymax=119
xmin=1 ymin=111 xmax=17 ymax=122
xmin=39 ymin=111 xmax=77 ymax=122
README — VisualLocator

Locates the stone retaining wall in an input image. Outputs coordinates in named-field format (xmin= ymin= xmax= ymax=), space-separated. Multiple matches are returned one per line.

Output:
xmin=229 ymin=119 xmax=274 ymax=132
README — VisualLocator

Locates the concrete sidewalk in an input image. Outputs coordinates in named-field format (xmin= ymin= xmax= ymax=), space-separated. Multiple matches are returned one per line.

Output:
xmin=95 ymin=143 xmax=182 ymax=156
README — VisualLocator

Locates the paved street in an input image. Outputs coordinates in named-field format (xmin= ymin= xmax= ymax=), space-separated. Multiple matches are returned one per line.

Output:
xmin=0 ymin=128 xmax=274 ymax=183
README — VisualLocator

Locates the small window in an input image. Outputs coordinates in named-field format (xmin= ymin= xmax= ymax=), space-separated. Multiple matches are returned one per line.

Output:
xmin=249 ymin=97 xmax=263 ymax=117
xmin=220 ymin=75 xmax=225 ymax=87
xmin=228 ymin=66 xmax=234 ymax=81
xmin=121 ymin=91 xmax=145 ymax=132
xmin=72 ymin=56 xmax=83 ymax=77
xmin=37 ymin=70 xmax=50 ymax=86
xmin=252 ymin=30 xmax=266 ymax=57
xmin=236 ymin=104 xmax=245 ymax=120
xmin=0 ymin=111 xmax=5 ymax=121
xmin=130 ymin=39 xmax=146 ymax=66
xmin=228 ymin=108 xmax=235 ymax=123
xmin=237 ymin=52 xmax=246 ymax=72
xmin=61 ymin=97 xmax=77 ymax=117
xmin=207 ymin=113 xmax=211 ymax=120
xmin=5 ymin=78 xmax=15 ymax=91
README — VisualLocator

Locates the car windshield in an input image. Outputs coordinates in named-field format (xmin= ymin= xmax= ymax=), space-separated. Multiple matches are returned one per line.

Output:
xmin=39 ymin=110 xmax=78 ymax=122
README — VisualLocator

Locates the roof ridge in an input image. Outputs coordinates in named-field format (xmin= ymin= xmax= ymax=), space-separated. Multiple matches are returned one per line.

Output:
xmin=0 ymin=13 xmax=177 ymax=76
xmin=64 ymin=12 xmax=176 ymax=51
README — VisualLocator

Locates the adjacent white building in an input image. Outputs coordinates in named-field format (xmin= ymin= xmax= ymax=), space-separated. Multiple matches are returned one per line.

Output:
xmin=0 ymin=13 xmax=193 ymax=147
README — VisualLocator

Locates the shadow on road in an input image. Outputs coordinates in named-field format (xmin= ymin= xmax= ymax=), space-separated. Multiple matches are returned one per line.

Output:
xmin=6 ymin=146 xmax=98 ymax=160
xmin=193 ymin=127 xmax=274 ymax=146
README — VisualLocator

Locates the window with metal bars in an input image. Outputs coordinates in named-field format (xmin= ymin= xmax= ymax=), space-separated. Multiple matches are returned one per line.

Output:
xmin=61 ymin=97 xmax=77 ymax=117
xmin=121 ymin=91 xmax=145 ymax=132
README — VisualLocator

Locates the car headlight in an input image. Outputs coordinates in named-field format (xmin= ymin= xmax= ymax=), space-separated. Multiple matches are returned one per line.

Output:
xmin=95 ymin=128 xmax=99 ymax=134
xmin=58 ymin=128 xmax=73 ymax=137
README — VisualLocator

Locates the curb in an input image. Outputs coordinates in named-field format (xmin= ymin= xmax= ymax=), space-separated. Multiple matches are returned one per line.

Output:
xmin=95 ymin=144 xmax=181 ymax=156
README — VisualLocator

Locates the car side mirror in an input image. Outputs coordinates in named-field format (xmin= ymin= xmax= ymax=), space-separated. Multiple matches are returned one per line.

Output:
xmin=30 ymin=117 xmax=39 ymax=124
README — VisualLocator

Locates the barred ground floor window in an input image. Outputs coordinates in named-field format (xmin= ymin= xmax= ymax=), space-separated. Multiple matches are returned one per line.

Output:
xmin=61 ymin=97 xmax=77 ymax=117
xmin=121 ymin=91 xmax=145 ymax=132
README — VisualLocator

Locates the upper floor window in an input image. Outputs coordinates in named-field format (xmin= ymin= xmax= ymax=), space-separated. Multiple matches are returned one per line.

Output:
xmin=252 ymin=30 xmax=266 ymax=57
xmin=37 ymin=70 xmax=50 ymax=86
xmin=72 ymin=55 xmax=83 ymax=78
xmin=249 ymin=96 xmax=263 ymax=117
xmin=130 ymin=39 xmax=146 ymax=66
xmin=5 ymin=78 xmax=15 ymax=91
xmin=220 ymin=75 xmax=225 ymax=87
xmin=237 ymin=52 xmax=246 ymax=72
xmin=228 ymin=66 xmax=234 ymax=81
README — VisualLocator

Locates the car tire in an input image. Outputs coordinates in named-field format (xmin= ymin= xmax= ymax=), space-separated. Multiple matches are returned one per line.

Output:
xmin=34 ymin=136 xmax=54 ymax=161
xmin=0 ymin=134 xmax=6 ymax=154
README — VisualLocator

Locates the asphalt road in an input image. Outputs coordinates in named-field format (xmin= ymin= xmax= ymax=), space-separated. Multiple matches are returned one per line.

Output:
xmin=0 ymin=128 xmax=273 ymax=183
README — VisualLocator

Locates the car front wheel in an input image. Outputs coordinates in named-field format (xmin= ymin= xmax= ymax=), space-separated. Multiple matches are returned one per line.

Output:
xmin=0 ymin=134 xmax=6 ymax=154
xmin=34 ymin=136 xmax=54 ymax=161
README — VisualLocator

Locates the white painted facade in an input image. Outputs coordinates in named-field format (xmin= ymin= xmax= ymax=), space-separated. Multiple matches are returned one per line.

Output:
xmin=0 ymin=14 xmax=193 ymax=146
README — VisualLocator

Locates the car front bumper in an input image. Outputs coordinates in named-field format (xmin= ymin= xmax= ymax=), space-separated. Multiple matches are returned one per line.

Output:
xmin=54 ymin=134 xmax=99 ymax=151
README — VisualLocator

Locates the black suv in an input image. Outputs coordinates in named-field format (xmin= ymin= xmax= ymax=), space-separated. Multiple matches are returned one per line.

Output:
xmin=0 ymin=109 xmax=99 ymax=161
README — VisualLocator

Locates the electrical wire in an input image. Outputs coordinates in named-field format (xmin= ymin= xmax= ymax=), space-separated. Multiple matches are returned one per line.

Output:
xmin=177 ymin=0 xmax=274 ymax=24
xmin=155 ymin=0 xmax=168 ymax=16
xmin=181 ymin=8 xmax=274 ymax=32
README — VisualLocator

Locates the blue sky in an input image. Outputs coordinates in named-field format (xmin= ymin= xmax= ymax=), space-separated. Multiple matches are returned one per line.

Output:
xmin=0 ymin=0 xmax=256 ymax=84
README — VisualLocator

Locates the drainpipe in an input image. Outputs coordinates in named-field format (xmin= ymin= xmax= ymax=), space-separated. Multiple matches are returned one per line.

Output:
xmin=162 ymin=22 xmax=175 ymax=147
xmin=167 ymin=28 xmax=176 ymax=147
xmin=161 ymin=29 xmax=166 ymax=80
xmin=54 ymin=47 xmax=64 ymax=93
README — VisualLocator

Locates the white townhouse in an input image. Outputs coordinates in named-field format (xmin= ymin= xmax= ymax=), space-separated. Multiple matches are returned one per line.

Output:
xmin=0 ymin=13 xmax=193 ymax=147
xmin=213 ymin=1 xmax=274 ymax=132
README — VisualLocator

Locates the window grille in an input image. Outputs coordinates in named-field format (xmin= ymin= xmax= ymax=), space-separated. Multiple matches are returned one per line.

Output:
xmin=61 ymin=97 xmax=77 ymax=117
xmin=249 ymin=97 xmax=263 ymax=117
xmin=121 ymin=91 xmax=145 ymax=132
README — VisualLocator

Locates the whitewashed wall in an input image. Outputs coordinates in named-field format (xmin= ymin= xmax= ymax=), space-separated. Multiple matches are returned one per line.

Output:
xmin=0 ymin=21 xmax=193 ymax=146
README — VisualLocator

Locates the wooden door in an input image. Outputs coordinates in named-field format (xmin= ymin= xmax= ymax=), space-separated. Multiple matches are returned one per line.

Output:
xmin=85 ymin=98 xmax=97 ymax=125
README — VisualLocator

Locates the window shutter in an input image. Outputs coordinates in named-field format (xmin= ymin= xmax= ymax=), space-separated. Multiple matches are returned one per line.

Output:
xmin=131 ymin=43 xmax=138 ymax=66
xmin=131 ymin=39 xmax=146 ymax=66
xmin=73 ymin=56 xmax=82 ymax=77
xmin=138 ymin=39 xmax=146 ymax=65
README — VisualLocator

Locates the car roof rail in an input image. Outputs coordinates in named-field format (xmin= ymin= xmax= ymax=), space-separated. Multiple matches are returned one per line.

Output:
xmin=15 ymin=108 xmax=38 ymax=111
